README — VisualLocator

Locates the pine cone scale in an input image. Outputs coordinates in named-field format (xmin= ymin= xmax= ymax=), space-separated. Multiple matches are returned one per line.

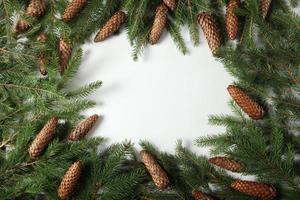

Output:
xmin=192 ymin=189 xmax=214 ymax=200
xmin=260 ymin=0 xmax=272 ymax=19
xmin=163 ymin=0 xmax=176 ymax=11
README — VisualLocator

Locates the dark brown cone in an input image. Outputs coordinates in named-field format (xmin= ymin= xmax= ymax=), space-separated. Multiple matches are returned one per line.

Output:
xmin=37 ymin=33 xmax=47 ymax=75
xmin=58 ymin=161 xmax=82 ymax=200
xmin=59 ymin=38 xmax=72 ymax=75
xmin=208 ymin=156 xmax=243 ymax=172
xmin=192 ymin=189 xmax=214 ymax=200
xmin=26 ymin=0 xmax=46 ymax=17
xmin=62 ymin=0 xmax=87 ymax=22
xmin=140 ymin=150 xmax=170 ymax=189
xmin=231 ymin=180 xmax=277 ymax=200
xmin=94 ymin=11 xmax=126 ymax=42
xmin=163 ymin=0 xmax=176 ymax=11
xmin=227 ymin=85 xmax=264 ymax=120
xmin=197 ymin=13 xmax=221 ymax=55
xmin=260 ymin=0 xmax=272 ymax=19
xmin=225 ymin=0 xmax=240 ymax=40
xmin=28 ymin=117 xmax=58 ymax=159
xmin=149 ymin=3 xmax=168 ymax=45
xmin=68 ymin=114 xmax=99 ymax=141
xmin=14 ymin=20 xmax=29 ymax=33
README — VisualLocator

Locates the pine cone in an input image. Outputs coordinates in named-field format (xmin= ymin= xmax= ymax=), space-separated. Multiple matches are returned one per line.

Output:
xmin=140 ymin=150 xmax=170 ymax=189
xmin=94 ymin=11 xmax=126 ymax=42
xmin=14 ymin=20 xmax=29 ymax=33
xmin=163 ymin=0 xmax=176 ymax=11
xmin=208 ymin=156 xmax=243 ymax=172
xmin=59 ymin=38 xmax=72 ymax=75
xmin=58 ymin=161 xmax=82 ymax=200
xmin=62 ymin=0 xmax=87 ymax=22
xmin=227 ymin=85 xmax=264 ymax=120
xmin=197 ymin=13 xmax=221 ymax=55
xmin=260 ymin=0 xmax=272 ymax=19
xmin=225 ymin=0 xmax=240 ymax=40
xmin=26 ymin=0 xmax=46 ymax=17
xmin=28 ymin=117 xmax=58 ymax=159
xmin=192 ymin=189 xmax=214 ymax=200
xmin=37 ymin=33 xmax=47 ymax=75
xmin=68 ymin=114 xmax=99 ymax=141
xmin=231 ymin=180 xmax=276 ymax=200
xmin=149 ymin=3 xmax=168 ymax=45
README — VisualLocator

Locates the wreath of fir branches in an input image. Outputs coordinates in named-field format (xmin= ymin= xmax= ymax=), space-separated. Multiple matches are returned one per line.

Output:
xmin=1 ymin=0 xmax=300 ymax=199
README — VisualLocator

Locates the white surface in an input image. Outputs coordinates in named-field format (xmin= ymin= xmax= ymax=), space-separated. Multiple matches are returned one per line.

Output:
xmin=70 ymin=29 xmax=233 ymax=153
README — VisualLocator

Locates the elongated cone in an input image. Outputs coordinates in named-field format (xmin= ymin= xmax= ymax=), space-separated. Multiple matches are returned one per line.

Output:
xmin=227 ymin=85 xmax=264 ymax=120
xmin=62 ymin=0 xmax=87 ymax=22
xmin=14 ymin=0 xmax=46 ymax=33
xmin=140 ymin=150 xmax=170 ymax=189
xmin=28 ymin=117 xmax=58 ymax=159
xmin=58 ymin=161 xmax=82 ymax=199
xmin=163 ymin=0 xmax=176 ymax=11
xmin=26 ymin=0 xmax=46 ymax=17
xmin=197 ymin=13 xmax=221 ymax=55
xmin=149 ymin=3 xmax=168 ymax=45
xmin=225 ymin=0 xmax=240 ymax=40
xmin=68 ymin=114 xmax=99 ymax=141
xmin=59 ymin=38 xmax=72 ymax=75
xmin=192 ymin=189 xmax=214 ymax=200
xmin=208 ymin=156 xmax=243 ymax=172
xmin=231 ymin=180 xmax=277 ymax=200
xmin=37 ymin=33 xmax=47 ymax=75
xmin=260 ymin=0 xmax=272 ymax=19
xmin=94 ymin=11 xmax=126 ymax=42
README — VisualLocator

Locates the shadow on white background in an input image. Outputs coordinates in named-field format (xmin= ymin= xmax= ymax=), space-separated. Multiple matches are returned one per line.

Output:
xmin=69 ymin=28 xmax=233 ymax=154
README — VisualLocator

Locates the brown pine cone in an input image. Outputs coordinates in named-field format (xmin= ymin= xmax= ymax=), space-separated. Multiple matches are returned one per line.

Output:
xmin=227 ymin=85 xmax=264 ymax=120
xmin=68 ymin=114 xmax=99 ymax=141
xmin=192 ymin=189 xmax=214 ymax=200
xmin=140 ymin=150 xmax=170 ymax=189
xmin=28 ymin=117 xmax=58 ymax=159
xmin=58 ymin=161 xmax=82 ymax=200
xmin=208 ymin=156 xmax=243 ymax=172
xmin=94 ymin=11 xmax=126 ymax=42
xmin=14 ymin=20 xmax=30 ymax=33
xmin=62 ymin=0 xmax=87 ymax=22
xmin=231 ymin=180 xmax=277 ymax=200
xmin=163 ymin=0 xmax=176 ymax=11
xmin=26 ymin=0 xmax=46 ymax=17
xmin=260 ymin=0 xmax=272 ymax=19
xmin=197 ymin=13 xmax=221 ymax=55
xmin=149 ymin=4 xmax=168 ymax=45
xmin=225 ymin=0 xmax=240 ymax=40
xmin=58 ymin=38 xmax=72 ymax=75
xmin=37 ymin=33 xmax=47 ymax=75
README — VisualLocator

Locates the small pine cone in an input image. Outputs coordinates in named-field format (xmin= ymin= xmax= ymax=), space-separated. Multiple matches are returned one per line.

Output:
xmin=227 ymin=85 xmax=264 ymax=120
xmin=37 ymin=33 xmax=47 ymax=75
xmin=37 ymin=32 xmax=47 ymax=42
xmin=197 ymin=13 xmax=221 ymax=55
xmin=94 ymin=11 xmax=126 ymax=42
xmin=62 ymin=0 xmax=87 ymax=22
xmin=260 ymin=0 xmax=272 ymax=19
xmin=26 ymin=0 xmax=46 ymax=17
xmin=140 ymin=150 xmax=170 ymax=189
xmin=68 ymin=114 xmax=99 ymax=141
xmin=192 ymin=189 xmax=214 ymax=200
xmin=225 ymin=0 xmax=240 ymax=40
xmin=149 ymin=4 xmax=168 ymax=45
xmin=14 ymin=20 xmax=29 ymax=33
xmin=208 ymin=156 xmax=243 ymax=172
xmin=163 ymin=0 xmax=176 ymax=11
xmin=28 ymin=117 xmax=58 ymax=159
xmin=58 ymin=38 xmax=72 ymax=75
xmin=231 ymin=180 xmax=276 ymax=200
xmin=58 ymin=161 xmax=82 ymax=199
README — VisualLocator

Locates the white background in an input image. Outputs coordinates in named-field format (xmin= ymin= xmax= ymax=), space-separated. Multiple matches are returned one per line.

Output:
xmin=70 ymin=28 xmax=233 ymax=153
